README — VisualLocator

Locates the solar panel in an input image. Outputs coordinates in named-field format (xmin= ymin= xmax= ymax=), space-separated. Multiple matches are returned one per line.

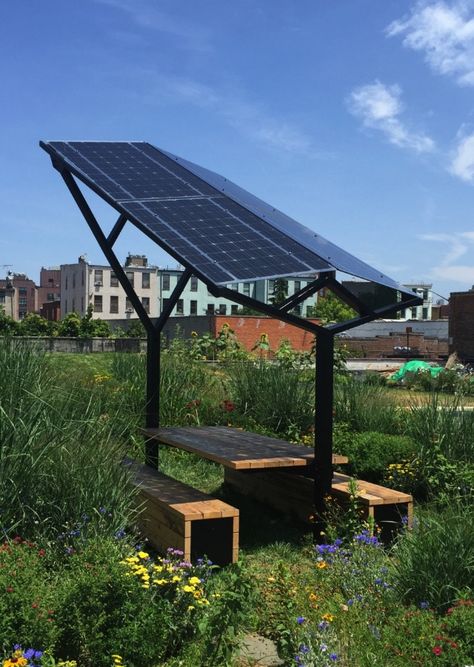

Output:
xmin=40 ymin=140 xmax=411 ymax=296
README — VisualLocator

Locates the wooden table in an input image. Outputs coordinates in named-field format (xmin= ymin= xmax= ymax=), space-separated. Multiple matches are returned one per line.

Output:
xmin=143 ymin=425 xmax=348 ymax=470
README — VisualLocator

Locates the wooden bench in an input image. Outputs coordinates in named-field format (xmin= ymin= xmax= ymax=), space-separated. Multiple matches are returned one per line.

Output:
xmin=224 ymin=469 xmax=413 ymax=531
xmin=126 ymin=460 xmax=239 ymax=565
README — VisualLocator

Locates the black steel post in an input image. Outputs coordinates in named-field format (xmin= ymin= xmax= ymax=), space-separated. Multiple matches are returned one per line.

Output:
xmin=314 ymin=330 xmax=335 ymax=540
xmin=145 ymin=329 xmax=160 ymax=468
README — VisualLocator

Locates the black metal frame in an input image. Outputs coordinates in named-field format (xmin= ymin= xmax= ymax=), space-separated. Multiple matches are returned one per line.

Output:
xmin=46 ymin=155 xmax=422 ymax=534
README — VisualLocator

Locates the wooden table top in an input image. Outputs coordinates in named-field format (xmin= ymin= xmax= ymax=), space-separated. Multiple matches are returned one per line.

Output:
xmin=143 ymin=426 xmax=348 ymax=470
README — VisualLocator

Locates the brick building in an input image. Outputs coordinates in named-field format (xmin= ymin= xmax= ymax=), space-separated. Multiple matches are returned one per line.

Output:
xmin=449 ymin=288 xmax=474 ymax=361
xmin=37 ymin=267 xmax=61 ymax=320
xmin=0 ymin=274 xmax=37 ymax=320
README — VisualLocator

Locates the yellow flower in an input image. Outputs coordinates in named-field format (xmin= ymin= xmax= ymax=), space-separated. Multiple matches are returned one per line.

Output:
xmin=187 ymin=605 xmax=195 ymax=611
xmin=309 ymin=592 xmax=318 ymax=601
xmin=172 ymin=575 xmax=182 ymax=582
xmin=322 ymin=613 xmax=334 ymax=622
xmin=182 ymin=585 xmax=195 ymax=593
xmin=153 ymin=578 xmax=167 ymax=585
xmin=316 ymin=561 xmax=327 ymax=569
xmin=188 ymin=576 xmax=201 ymax=585
xmin=137 ymin=551 xmax=149 ymax=559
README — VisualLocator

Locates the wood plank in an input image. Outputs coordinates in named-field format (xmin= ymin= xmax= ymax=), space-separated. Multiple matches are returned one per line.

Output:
xmin=142 ymin=426 xmax=348 ymax=469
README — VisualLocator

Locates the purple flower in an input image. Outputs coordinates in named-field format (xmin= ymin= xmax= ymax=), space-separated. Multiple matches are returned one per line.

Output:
xmin=419 ymin=600 xmax=429 ymax=609
xmin=329 ymin=653 xmax=338 ymax=661
xmin=347 ymin=598 xmax=354 ymax=606
xmin=298 ymin=644 xmax=310 ymax=654
xmin=297 ymin=616 xmax=306 ymax=625
xmin=318 ymin=621 xmax=329 ymax=631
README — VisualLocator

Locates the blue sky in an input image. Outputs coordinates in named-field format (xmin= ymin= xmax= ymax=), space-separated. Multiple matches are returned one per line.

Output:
xmin=2 ymin=0 xmax=474 ymax=299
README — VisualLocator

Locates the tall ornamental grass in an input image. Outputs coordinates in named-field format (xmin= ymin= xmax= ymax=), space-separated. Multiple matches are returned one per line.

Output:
xmin=226 ymin=359 xmax=314 ymax=435
xmin=391 ymin=501 xmax=474 ymax=611
xmin=0 ymin=340 xmax=137 ymax=541
xmin=334 ymin=375 xmax=401 ymax=434
xmin=406 ymin=393 xmax=474 ymax=462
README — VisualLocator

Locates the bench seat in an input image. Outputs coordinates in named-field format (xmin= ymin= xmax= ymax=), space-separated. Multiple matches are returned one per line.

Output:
xmin=126 ymin=460 xmax=239 ymax=565
xmin=224 ymin=468 xmax=412 ymax=531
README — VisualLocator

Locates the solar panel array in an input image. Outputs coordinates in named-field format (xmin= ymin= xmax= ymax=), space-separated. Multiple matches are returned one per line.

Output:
xmin=41 ymin=140 xmax=409 ymax=294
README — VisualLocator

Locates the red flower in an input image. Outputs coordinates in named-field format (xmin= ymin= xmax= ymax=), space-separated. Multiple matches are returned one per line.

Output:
xmin=432 ymin=646 xmax=442 ymax=656
xmin=6 ymin=586 xmax=13 ymax=593
xmin=221 ymin=400 xmax=235 ymax=412
xmin=38 ymin=548 xmax=46 ymax=557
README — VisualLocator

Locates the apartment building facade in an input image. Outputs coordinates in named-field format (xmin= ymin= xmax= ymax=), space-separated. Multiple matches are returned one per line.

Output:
xmin=0 ymin=274 xmax=37 ymax=320
xmin=60 ymin=254 xmax=159 ymax=319
xmin=158 ymin=269 xmax=319 ymax=317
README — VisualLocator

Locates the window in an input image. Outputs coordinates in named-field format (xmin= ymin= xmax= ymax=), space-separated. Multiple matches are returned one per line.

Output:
xmin=190 ymin=275 xmax=198 ymax=292
xmin=231 ymin=305 xmax=239 ymax=314
xmin=162 ymin=274 xmax=170 ymax=291
xmin=293 ymin=305 xmax=302 ymax=316
xmin=422 ymin=307 xmax=428 ymax=319
xmin=72 ymin=273 xmax=76 ymax=289
xmin=142 ymin=272 xmax=150 ymax=289
xmin=306 ymin=306 xmax=313 ymax=317
xmin=19 ymin=288 xmax=27 ymax=296
xmin=207 ymin=304 xmax=215 ymax=314
xmin=218 ymin=304 xmax=227 ymax=315
xmin=125 ymin=297 xmax=133 ymax=312
xmin=19 ymin=298 xmax=27 ymax=307
xmin=268 ymin=280 xmax=275 ymax=293
xmin=65 ymin=277 xmax=68 ymax=290
xmin=190 ymin=300 xmax=197 ymax=315
xmin=422 ymin=289 xmax=428 ymax=301
xmin=94 ymin=295 xmax=103 ymax=312
xmin=72 ymin=298 xmax=75 ymax=312
xmin=125 ymin=271 xmax=134 ymax=287
xmin=176 ymin=299 xmax=184 ymax=314
xmin=294 ymin=280 xmax=301 ymax=292
xmin=162 ymin=298 xmax=170 ymax=312
xmin=47 ymin=293 xmax=54 ymax=301
xmin=65 ymin=299 xmax=68 ymax=312
xmin=110 ymin=295 xmax=119 ymax=314
xmin=142 ymin=297 xmax=150 ymax=313
xmin=411 ymin=307 xmax=417 ymax=319
xmin=94 ymin=269 xmax=103 ymax=285
xmin=243 ymin=283 xmax=250 ymax=296
xmin=110 ymin=272 xmax=118 ymax=287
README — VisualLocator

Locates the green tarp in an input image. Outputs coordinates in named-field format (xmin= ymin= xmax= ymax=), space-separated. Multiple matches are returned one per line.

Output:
xmin=390 ymin=360 xmax=444 ymax=382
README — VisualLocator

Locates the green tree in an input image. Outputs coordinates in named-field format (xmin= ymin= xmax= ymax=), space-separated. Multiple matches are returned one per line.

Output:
xmin=79 ymin=304 xmax=111 ymax=338
xmin=0 ymin=308 xmax=19 ymax=336
xmin=270 ymin=278 xmax=288 ymax=305
xmin=307 ymin=292 xmax=356 ymax=323
xmin=126 ymin=319 xmax=146 ymax=338
xmin=57 ymin=312 xmax=81 ymax=337
xmin=19 ymin=313 xmax=58 ymax=337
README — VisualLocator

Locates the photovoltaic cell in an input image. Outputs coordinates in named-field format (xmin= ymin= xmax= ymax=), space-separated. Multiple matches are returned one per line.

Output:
xmin=40 ymin=140 xmax=412 ymax=296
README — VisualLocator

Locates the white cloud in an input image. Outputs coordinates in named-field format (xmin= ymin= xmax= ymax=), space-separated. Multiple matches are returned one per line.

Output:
xmin=154 ymin=76 xmax=314 ymax=156
xmin=94 ymin=0 xmax=211 ymax=51
xmin=450 ymin=131 xmax=474 ymax=181
xmin=347 ymin=81 xmax=435 ymax=153
xmin=387 ymin=1 xmax=474 ymax=86
xmin=420 ymin=231 xmax=474 ymax=283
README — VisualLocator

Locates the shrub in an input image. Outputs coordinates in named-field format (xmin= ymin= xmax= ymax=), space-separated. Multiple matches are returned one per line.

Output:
xmin=335 ymin=430 xmax=417 ymax=483
xmin=0 ymin=539 xmax=216 ymax=667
